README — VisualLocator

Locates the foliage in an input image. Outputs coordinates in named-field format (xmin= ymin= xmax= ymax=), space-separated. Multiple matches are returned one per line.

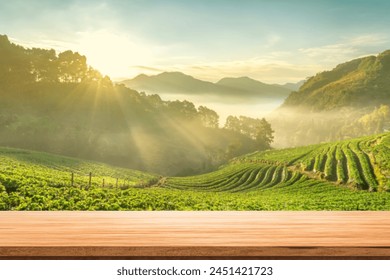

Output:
xmin=282 ymin=51 xmax=390 ymax=110
xmin=0 ymin=34 xmax=275 ymax=176
xmin=198 ymin=106 xmax=219 ymax=128
xmin=235 ymin=132 xmax=389 ymax=191
xmin=270 ymin=105 xmax=390 ymax=148
xmin=270 ymin=50 xmax=390 ymax=148
xmin=224 ymin=116 xmax=274 ymax=149
xmin=4 ymin=180 xmax=390 ymax=211
xmin=0 ymin=133 xmax=390 ymax=210
xmin=0 ymin=147 xmax=157 ymax=192
xmin=0 ymin=35 xmax=107 ymax=85
xmin=357 ymin=105 xmax=390 ymax=135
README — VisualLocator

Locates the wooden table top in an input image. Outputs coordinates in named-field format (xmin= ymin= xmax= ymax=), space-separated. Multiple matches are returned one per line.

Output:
xmin=1 ymin=211 xmax=390 ymax=258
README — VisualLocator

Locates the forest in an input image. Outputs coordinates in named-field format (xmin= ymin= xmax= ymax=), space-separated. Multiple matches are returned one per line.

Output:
xmin=0 ymin=34 xmax=274 ymax=176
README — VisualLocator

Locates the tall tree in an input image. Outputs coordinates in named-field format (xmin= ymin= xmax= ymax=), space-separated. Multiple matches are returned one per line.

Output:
xmin=255 ymin=118 xmax=274 ymax=150
xmin=29 ymin=48 xmax=58 ymax=82
xmin=0 ymin=35 xmax=34 ymax=85
xmin=198 ymin=106 xmax=219 ymax=128
xmin=167 ymin=100 xmax=198 ymax=120
xmin=57 ymin=51 xmax=88 ymax=83
xmin=224 ymin=115 xmax=274 ymax=150
xmin=224 ymin=116 xmax=240 ymax=132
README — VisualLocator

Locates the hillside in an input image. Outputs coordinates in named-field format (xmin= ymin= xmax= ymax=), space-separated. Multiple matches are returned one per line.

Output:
xmin=0 ymin=147 xmax=157 ymax=189
xmin=0 ymin=147 xmax=160 ymax=210
xmin=0 ymin=34 xmax=270 ymax=176
xmin=269 ymin=50 xmax=390 ymax=147
xmin=282 ymin=50 xmax=390 ymax=111
xmin=279 ymin=80 xmax=305 ymax=91
xmin=216 ymin=76 xmax=291 ymax=98
xmin=165 ymin=132 xmax=390 ymax=193
xmin=121 ymin=72 xmax=292 ymax=101
xmin=1 ymin=133 xmax=390 ymax=210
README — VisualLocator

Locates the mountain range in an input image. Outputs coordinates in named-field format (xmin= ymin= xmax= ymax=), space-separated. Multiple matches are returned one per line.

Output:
xmin=121 ymin=72 xmax=300 ymax=102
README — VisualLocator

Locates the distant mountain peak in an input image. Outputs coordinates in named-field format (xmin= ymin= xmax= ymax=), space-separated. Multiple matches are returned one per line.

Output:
xmin=155 ymin=71 xmax=197 ymax=80
xmin=217 ymin=76 xmax=260 ymax=83
xmin=223 ymin=76 xmax=252 ymax=80
xmin=121 ymin=71 xmax=291 ymax=99
xmin=133 ymin=73 xmax=149 ymax=80
xmin=158 ymin=71 xmax=189 ymax=76
xmin=133 ymin=71 xmax=195 ymax=81
xmin=236 ymin=76 xmax=256 ymax=81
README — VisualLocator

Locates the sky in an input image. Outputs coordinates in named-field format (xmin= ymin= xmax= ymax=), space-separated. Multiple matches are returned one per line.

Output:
xmin=1 ymin=0 xmax=390 ymax=83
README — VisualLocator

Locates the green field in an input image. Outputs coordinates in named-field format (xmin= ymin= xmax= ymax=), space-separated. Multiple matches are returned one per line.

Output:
xmin=1 ymin=133 xmax=390 ymax=210
xmin=166 ymin=133 xmax=390 ymax=192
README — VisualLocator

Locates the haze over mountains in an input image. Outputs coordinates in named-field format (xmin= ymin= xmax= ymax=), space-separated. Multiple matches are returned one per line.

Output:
xmin=1 ymin=33 xmax=390 ymax=175
xmin=270 ymin=50 xmax=390 ymax=147
xmin=0 ymin=34 xmax=270 ymax=176
xmin=121 ymin=72 xmax=297 ymax=103
xmin=280 ymin=80 xmax=305 ymax=91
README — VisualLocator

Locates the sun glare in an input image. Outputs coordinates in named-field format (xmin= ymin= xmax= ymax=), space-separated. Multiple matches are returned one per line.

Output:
xmin=76 ymin=30 xmax=154 ymax=79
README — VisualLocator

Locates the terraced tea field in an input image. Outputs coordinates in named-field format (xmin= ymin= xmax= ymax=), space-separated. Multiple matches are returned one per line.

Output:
xmin=0 ymin=133 xmax=390 ymax=210
xmin=164 ymin=133 xmax=390 ymax=193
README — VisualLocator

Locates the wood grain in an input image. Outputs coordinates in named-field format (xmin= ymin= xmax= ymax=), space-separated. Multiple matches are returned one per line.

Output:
xmin=1 ymin=211 xmax=390 ymax=258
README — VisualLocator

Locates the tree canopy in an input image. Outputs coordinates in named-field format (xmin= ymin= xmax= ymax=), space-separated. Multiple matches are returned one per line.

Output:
xmin=0 ymin=34 xmax=275 ymax=175
xmin=0 ymin=35 xmax=107 ymax=86
xmin=224 ymin=116 xmax=274 ymax=150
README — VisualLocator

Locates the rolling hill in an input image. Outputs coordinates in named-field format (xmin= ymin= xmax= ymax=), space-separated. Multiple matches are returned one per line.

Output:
xmin=164 ymin=132 xmax=390 ymax=194
xmin=123 ymin=72 xmax=219 ymax=94
xmin=279 ymin=80 xmax=305 ymax=91
xmin=0 ymin=147 xmax=158 ymax=190
xmin=282 ymin=50 xmax=390 ymax=111
xmin=269 ymin=50 xmax=390 ymax=147
xmin=216 ymin=76 xmax=291 ymax=98
xmin=2 ymin=133 xmax=389 ymax=211
xmin=121 ymin=72 xmax=292 ymax=101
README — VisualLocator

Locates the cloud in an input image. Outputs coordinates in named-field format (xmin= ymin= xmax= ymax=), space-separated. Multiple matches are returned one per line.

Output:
xmin=125 ymin=50 xmax=325 ymax=84
xmin=300 ymin=44 xmax=355 ymax=58
xmin=299 ymin=34 xmax=389 ymax=62
xmin=10 ymin=29 xmax=160 ymax=79
xmin=9 ymin=37 xmax=74 ymax=52
xmin=133 ymin=66 xmax=164 ymax=73
xmin=178 ymin=34 xmax=388 ymax=83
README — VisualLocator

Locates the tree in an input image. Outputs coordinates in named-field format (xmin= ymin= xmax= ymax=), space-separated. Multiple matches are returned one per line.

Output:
xmin=167 ymin=100 xmax=197 ymax=120
xmin=0 ymin=35 xmax=34 ymax=85
xmin=255 ymin=118 xmax=274 ymax=150
xmin=198 ymin=106 xmax=219 ymax=128
xmin=358 ymin=105 xmax=390 ymax=134
xmin=29 ymin=48 xmax=58 ymax=82
xmin=224 ymin=116 xmax=240 ymax=132
xmin=224 ymin=115 xmax=274 ymax=150
xmin=85 ymin=67 xmax=103 ymax=82
xmin=57 ymin=51 xmax=88 ymax=83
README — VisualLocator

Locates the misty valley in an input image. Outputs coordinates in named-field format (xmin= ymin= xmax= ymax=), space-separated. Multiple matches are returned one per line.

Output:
xmin=0 ymin=34 xmax=390 ymax=210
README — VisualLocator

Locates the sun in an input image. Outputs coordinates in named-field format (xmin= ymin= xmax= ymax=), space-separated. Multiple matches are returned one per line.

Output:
xmin=76 ymin=30 xmax=154 ymax=79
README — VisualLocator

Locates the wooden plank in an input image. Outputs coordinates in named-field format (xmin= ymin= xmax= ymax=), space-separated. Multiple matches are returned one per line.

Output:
xmin=1 ymin=212 xmax=390 ymax=258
